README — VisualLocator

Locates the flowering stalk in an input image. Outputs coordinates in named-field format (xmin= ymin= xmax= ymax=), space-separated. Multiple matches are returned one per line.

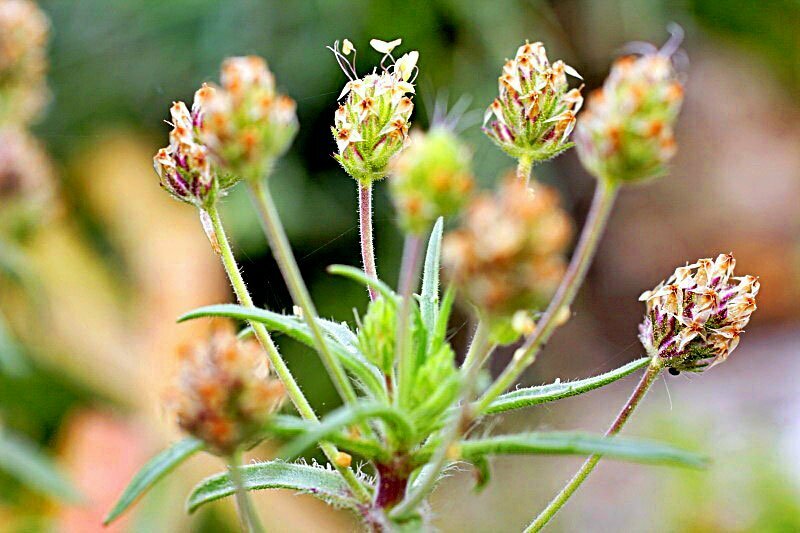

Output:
xmin=516 ymin=154 xmax=533 ymax=185
xmin=228 ymin=450 xmax=265 ymax=533
xmin=359 ymin=181 xmax=378 ymax=301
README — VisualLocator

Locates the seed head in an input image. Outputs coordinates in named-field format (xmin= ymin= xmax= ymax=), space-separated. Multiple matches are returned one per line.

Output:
xmin=168 ymin=326 xmax=285 ymax=455
xmin=388 ymin=127 xmax=474 ymax=234
xmin=194 ymin=56 xmax=298 ymax=183
xmin=575 ymin=37 xmax=684 ymax=183
xmin=443 ymin=176 xmax=573 ymax=343
xmin=483 ymin=41 xmax=583 ymax=164
xmin=638 ymin=254 xmax=759 ymax=372
xmin=329 ymin=38 xmax=417 ymax=184
xmin=0 ymin=0 xmax=50 ymax=124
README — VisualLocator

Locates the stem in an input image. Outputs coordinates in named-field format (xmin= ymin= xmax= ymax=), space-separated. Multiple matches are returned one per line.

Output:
xmin=395 ymin=234 xmax=424 ymax=409
xmin=248 ymin=180 xmax=359 ymax=406
xmin=204 ymin=206 xmax=371 ymax=503
xmin=525 ymin=358 xmax=664 ymax=532
xmin=390 ymin=322 xmax=493 ymax=520
xmin=359 ymin=181 xmax=379 ymax=301
xmin=228 ymin=451 xmax=264 ymax=533
xmin=475 ymin=179 xmax=619 ymax=413
xmin=517 ymin=154 xmax=534 ymax=185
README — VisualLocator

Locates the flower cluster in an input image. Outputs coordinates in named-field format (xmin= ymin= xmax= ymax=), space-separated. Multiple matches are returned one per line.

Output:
xmin=388 ymin=127 xmax=474 ymax=234
xmin=331 ymin=39 xmax=417 ymax=184
xmin=194 ymin=56 xmax=298 ymax=183
xmin=638 ymin=254 xmax=759 ymax=372
xmin=575 ymin=49 xmax=683 ymax=183
xmin=168 ymin=326 xmax=285 ymax=454
xmin=0 ymin=0 xmax=49 ymax=125
xmin=153 ymin=102 xmax=216 ymax=208
xmin=483 ymin=41 xmax=583 ymax=164
xmin=443 ymin=176 xmax=572 ymax=343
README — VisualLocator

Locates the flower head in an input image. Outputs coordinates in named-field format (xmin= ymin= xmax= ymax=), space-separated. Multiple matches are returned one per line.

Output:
xmin=195 ymin=56 xmax=298 ymax=183
xmin=638 ymin=254 xmax=759 ymax=372
xmin=388 ymin=127 xmax=474 ymax=234
xmin=575 ymin=33 xmax=684 ymax=183
xmin=167 ymin=325 xmax=285 ymax=454
xmin=443 ymin=176 xmax=573 ymax=343
xmin=153 ymin=101 xmax=216 ymax=208
xmin=483 ymin=41 xmax=583 ymax=164
xmin=329 ymin=38 xmax=417 ymax=184
xmin=0 ymin=0 xmax=50 ymax=124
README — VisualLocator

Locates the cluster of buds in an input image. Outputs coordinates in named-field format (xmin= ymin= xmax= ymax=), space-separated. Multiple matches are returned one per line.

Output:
xmin=638 ymin=254 xmax=759 ymax=372
xmin=483 ymin=41 xmax=583 ymax=164
xmin=0 ymin=126 xmax=55 ymax=237
xmin=388 ymin=127 xmax=474 ymax=234
xmin=0 ymin=0 xmax=50 ymax=125
xmin=153 ymin=102 xmax=216 ymax=208
xmin=194 ymin=56 xmax=298 ymax=183
xmin=330 ymin=38 xmax=417 ymax=184
xmin=574 ymin=40 xmax=684 ymax=183
xmin=443 ymin=176 xmax=573 ymax=343
xmin=168 ymin=326 xmax=285 ymax=455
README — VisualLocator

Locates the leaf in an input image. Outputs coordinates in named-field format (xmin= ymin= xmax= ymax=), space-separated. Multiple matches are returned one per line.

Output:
xmin=327 ymin=264 xmax=398 ymax=302
xmin=186 ymin=461 xmax=360 ymax=513
xmin=267 ymin=415 xmax=384 ymax=459
xmin=481 ymin=357 xmax=651 ymax=415
xmin=0 ymin=430 xmax=80 ymax=502
xmin=459 ymin=432 xmax=707 ymax=468
xmin=104 ymin=438 xmax=204 ymax=525
xmin=420 ymin=217 xmax=443 ymax=335
xmin=0 ymin=310 xmax=28 ymax=377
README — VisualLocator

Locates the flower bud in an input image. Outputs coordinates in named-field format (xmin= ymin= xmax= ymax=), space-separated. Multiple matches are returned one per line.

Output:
xmin=575 ymin=45 xmax=684 ymax=184
xmin=167 ymin=325 xmax=285 ymax=454
xmin=357 ymin=296 xmax=396 ymax=375
xmin=329 ymin=39 xmax=417 ymax=184
xmin=388 ymin=127 xmax=474 ymax=234
xmin=443 ymin=176 xmax=573 ymax=344
xmin=153 ymin=101 xmax=216 ymax=208
xmin=195 ymin=56 xmax=298 ymax=183
xmin=638 ymin=254 xmax=759 ymax=372
xmin=483 ymin=41 xmax=583 ymax=164
xmin=0 ymin=0 xmax=50 ymax=124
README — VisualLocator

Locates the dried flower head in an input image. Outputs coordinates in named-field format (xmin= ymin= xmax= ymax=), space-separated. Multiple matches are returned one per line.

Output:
xmin=388 ymin=127 xmax=474 ymax=234
xmin=329 ymin=38 xmax=417 ymax=184
xmin=443 ymin=176 xmax=573 ymax=343
xmin=575 ymin=34 xmax=684 ymax=183
xmin=168 ymin=326 xmax=285 ymax=454
xmin=483 ymin=41 xmax=583 ymax=164
xmin=194 ymin=56 xmax=298 ymax=183
xmin=638 ymin=254 xmax=759 ymax=372
xmin=154 ymin=101 xmax=216 ymax=208
xmin=0 ymin=126 xmax=55 ymax=237
xmin=0 ymin=0 xmax=49 ymax=124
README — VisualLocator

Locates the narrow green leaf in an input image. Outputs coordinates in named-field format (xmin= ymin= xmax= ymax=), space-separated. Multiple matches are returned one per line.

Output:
xmin=327 ymin=264 xmax=398 ymax=302
xmin=0 ymin=430 xmax=80 ymax=502
xmin=104 ymin=438 xmax=204 ymax=525
xmin=420 ymin=217 xmax=443 ymax=335
xmin=482 ymin=357 xmax=651 ymax=415
xmin=459 ymin=432 xmax=707 ymax=468
xmin=267 ymin=415 xmax=384 ymax=459
xmin=0 ymin=311 xmax=28 ymax=376
xmin=186 ymin=461 xmax=359 ymax=513
xmin=431 ymin=285 xmax=455 ymax=348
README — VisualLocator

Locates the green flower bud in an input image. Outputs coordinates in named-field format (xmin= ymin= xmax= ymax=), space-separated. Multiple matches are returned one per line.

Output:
xmin=575 ymin=43 xmax=684 ymax=184
xmin=329 ymin=38 xmax=417 ymax=184
xmin=483 ymin=41 xmax=583 ymax=164
xmin=194 ymin=56 xmax=298 ymax=183
xmin=357 ymin=295 xmax=396 ymax=375
xmin=388 ymin=127 xmax=474 ymax=234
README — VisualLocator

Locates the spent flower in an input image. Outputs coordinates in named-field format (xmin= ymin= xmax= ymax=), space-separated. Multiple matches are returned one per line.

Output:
xmin=330 ymin=38 xmax=417 ymax=184
xmin=638 ymin=253 xmax=759 ymax=372
xmin=483 ymin=41 xmax=583 ymax=164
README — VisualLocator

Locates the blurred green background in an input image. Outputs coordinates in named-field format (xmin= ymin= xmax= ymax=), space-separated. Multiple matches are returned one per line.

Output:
xmin=1 ymin=0 xmax=799 ymax=531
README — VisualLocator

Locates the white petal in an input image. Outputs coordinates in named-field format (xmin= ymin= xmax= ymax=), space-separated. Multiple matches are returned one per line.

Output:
xmin=395 ymin=51 xmax=419 ymax=81
xmin=370 ymin=38 xmax=402 ymax=54
xmin=338 ymin=82 xmax=352 ymax=100
xmin=563 ymin=63 xmax=583 ymax=79
xmin=342 ymin=39 xmax=354 ymax=55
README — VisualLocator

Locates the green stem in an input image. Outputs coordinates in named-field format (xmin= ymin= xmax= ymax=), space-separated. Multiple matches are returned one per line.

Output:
xmin=517 ymin=154 xmax=534 ymax=185
xmin=525 ymin=357 xmax=664 ymax=532
xmin=203 ymin=205 xmax=371 ymax=503
xmin=248 ymin=180 xmax=359 ymax=406
xmin=359 ymin=181 xmax=379 ymax=301
xmin=475 ymin=179 xmax=619 ymax=413
xmin=395 ymin=234 xmax=424 ymax=409
xmin=228 ymin=451 xmax=264 ymax=533
xmin=390 ymin=321 xmax=493 ymax=520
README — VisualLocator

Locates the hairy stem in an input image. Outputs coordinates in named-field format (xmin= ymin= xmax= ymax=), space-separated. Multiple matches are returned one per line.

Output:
xmin=204 ymin=206 xmax=371 ymax=503
xmin=517 ymin=154 xmax=534 ymax=185
xmin=359 ymin=181 xmax=379 ymax=301
xmin=525 ymin=357 xmax=664 ymax=532
xmin=476 ymin=179 xmax=619 ymax=413
xmin=395 ymin=234 xmax=424 ymax=409
xmin=228 ymin=451 xmax=264 ymax=533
